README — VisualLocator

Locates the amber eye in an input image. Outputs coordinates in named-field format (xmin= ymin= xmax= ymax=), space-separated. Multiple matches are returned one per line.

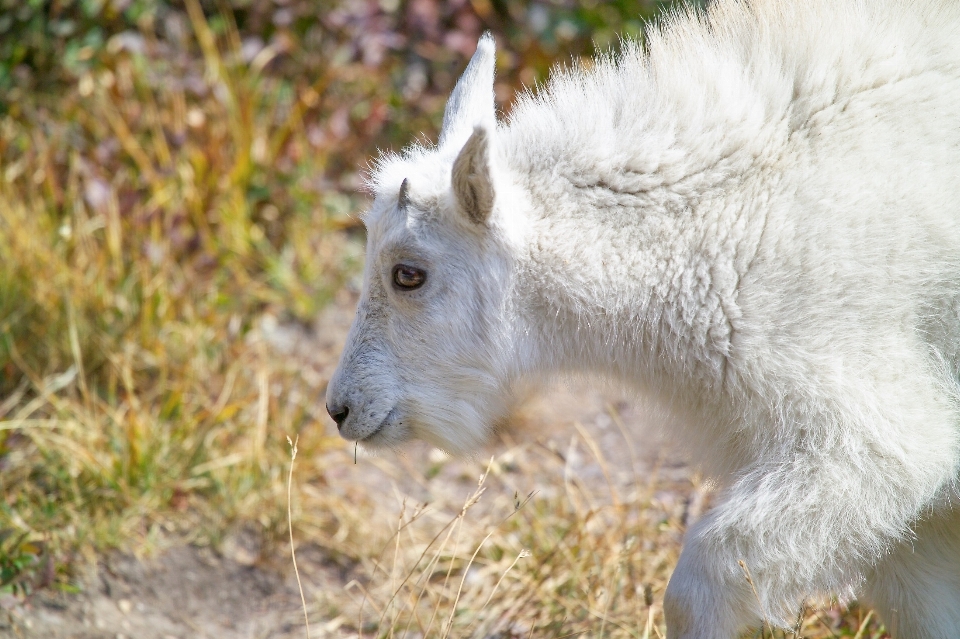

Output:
xmin=392 ymin=264 xmax=426 ymax=290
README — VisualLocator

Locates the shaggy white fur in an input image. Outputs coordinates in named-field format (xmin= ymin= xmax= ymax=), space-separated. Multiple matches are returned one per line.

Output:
xmin=326 ymin=1 xmax=960 ymax=636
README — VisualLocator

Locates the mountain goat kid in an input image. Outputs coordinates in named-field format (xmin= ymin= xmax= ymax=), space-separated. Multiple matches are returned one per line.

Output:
xmin=325 ymin=1 xmax=960 ymax=636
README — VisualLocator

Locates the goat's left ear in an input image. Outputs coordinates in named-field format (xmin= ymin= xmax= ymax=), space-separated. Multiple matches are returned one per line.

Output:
xmin=440 ymin=33 xmax=496 ymax=149
xmin=452 ymin=126 xmax=494 ymax=225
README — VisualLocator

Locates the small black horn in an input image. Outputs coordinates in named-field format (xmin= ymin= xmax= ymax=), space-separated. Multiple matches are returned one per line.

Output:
xmin=398 ymin=178 xmax=410 ymax=210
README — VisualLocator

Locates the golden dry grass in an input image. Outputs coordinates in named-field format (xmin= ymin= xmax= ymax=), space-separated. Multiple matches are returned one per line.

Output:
xmin=297 ymin=432 xmax=889 ymax=638
xmin=0 ymin=0 xmax=352 ymax=584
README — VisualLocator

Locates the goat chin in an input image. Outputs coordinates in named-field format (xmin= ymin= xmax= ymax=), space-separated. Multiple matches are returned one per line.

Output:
xmin=326 ymin=1 xmax=960 ymax=636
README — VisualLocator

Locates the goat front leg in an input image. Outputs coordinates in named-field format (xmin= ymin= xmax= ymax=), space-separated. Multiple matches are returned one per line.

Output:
xmin=863 ymin=501 xmax=960 ymax=639
xmin=664 ymin=430 xmax=956 ymax=639
xmin=663 ymin=529 xmax=758 ymax=638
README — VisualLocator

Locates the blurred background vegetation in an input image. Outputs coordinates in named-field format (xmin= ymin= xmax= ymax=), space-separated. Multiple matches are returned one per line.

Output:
xmin=0 ymin=0 xmax=687 ymax=599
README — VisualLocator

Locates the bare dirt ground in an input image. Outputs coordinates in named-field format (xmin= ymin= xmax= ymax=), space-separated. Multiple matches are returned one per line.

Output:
xmin=0 ymin=290 xmax=697 ymax=639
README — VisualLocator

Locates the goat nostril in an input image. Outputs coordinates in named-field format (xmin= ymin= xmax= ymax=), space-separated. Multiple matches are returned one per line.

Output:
xmin=326 ymin=403 xmax=349 ymax=430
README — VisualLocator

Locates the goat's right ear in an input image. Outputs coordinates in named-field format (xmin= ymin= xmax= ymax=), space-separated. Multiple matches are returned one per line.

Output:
xmin=451 ymin=126 xmax=494 ymax=225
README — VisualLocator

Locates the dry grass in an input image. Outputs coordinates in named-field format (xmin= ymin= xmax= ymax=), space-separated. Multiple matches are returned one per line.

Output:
xmin=0 ymin=0 xmax=353 ymax=587
xmin=295 ymin=430 xmax=889 ymax=639
xmin=0 ymin=2 xmax=891 ymax=637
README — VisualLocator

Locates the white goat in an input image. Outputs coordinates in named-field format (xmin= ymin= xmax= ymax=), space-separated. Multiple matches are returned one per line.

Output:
xmin=326 ymin=1 xmax=960 ymax=636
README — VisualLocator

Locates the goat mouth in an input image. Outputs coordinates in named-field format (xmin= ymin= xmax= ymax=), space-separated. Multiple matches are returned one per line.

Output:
xmin=358 ymin=408 xmax=396 ymax=445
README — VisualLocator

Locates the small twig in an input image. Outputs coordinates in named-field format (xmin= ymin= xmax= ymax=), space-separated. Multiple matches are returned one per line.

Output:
xmin=852 ymin=609 xmax=875 ymax=639
xmin=287 ymin=436 xmax=310 ymax=639
xmin=445 ymin=529 xmax=495 ymax=637
xmin=379 ymin=500 xmax=408 ymax=635
xmin=358 ymin=503 xmax=432 ymax=635
xmin=438 ymin=462 xmax=493 ymax=638
xmin=739 ymin=560 xmax=771 ymax=639
xmin=791 ymin=602 xmax=806 ymax=637
xmin=598 ymin=560 xmax=624 ymax=639
xmin=643 ymin=584 xmax=654 ymax=639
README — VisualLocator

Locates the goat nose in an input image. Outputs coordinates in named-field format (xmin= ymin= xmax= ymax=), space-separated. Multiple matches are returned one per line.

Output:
xmin=326 ymin=403 xmax=349 ymax=430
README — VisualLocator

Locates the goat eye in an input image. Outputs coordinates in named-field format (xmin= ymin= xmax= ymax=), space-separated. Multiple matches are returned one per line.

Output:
xmin=392 ymin=264 xmax=426 ymax=290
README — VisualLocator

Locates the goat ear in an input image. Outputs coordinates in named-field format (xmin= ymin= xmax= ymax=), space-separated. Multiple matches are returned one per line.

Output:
xmin=439 ymin=33 xmax=496 ymax=149
xmin=452 ymin=126 xmax=494 ymax=225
